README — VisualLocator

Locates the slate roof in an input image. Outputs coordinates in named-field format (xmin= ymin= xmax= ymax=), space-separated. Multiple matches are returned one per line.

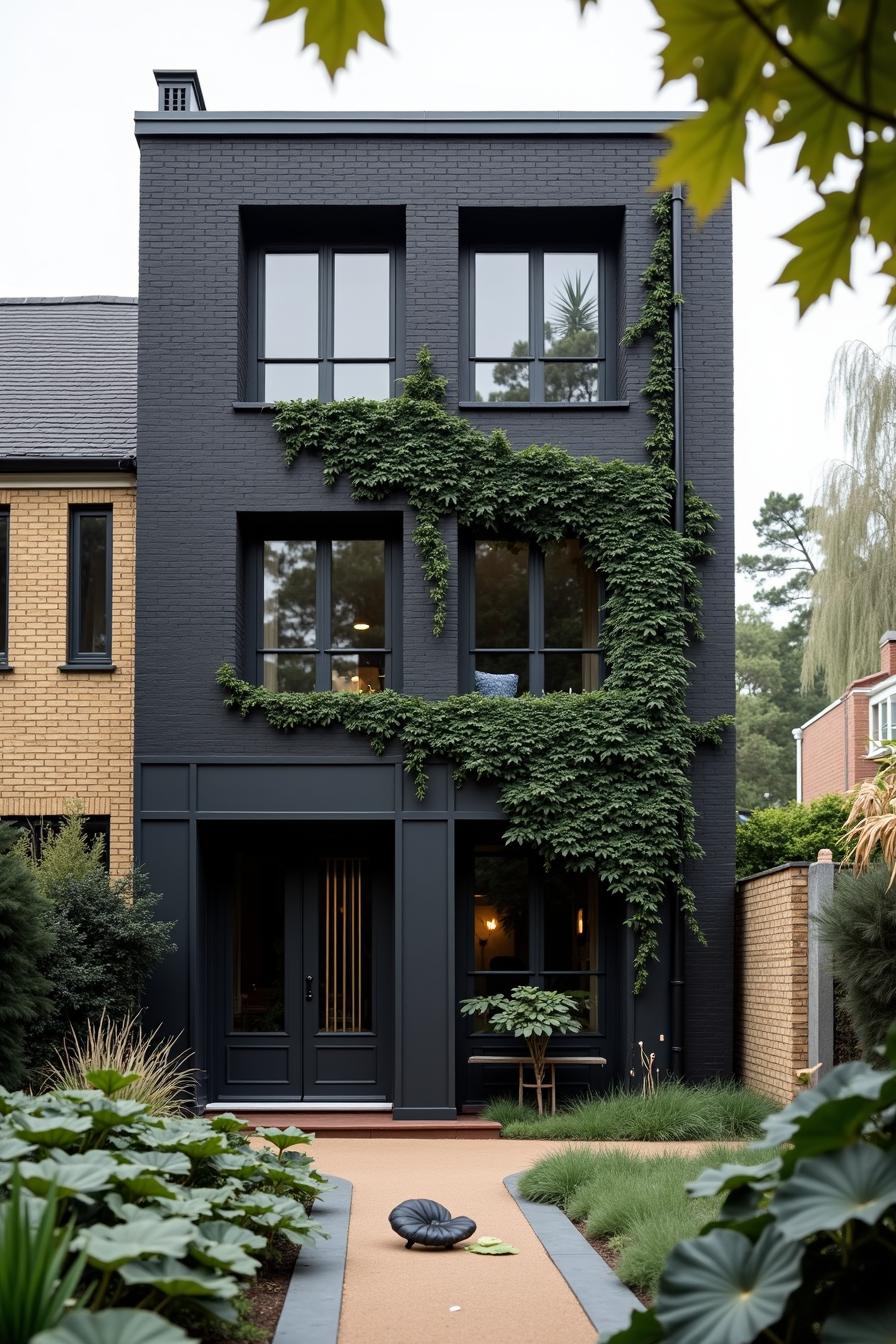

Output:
xmin=0 ymin=297 xmax=137 ymax=466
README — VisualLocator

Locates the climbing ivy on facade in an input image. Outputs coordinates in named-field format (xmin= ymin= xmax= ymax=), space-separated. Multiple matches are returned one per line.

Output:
xmin=218 ymin=195 xmax=725 ymax=987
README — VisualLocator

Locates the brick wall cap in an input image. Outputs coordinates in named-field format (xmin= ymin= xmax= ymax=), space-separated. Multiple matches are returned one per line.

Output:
xmin=736 ymin=860 xmax=810 ymax=884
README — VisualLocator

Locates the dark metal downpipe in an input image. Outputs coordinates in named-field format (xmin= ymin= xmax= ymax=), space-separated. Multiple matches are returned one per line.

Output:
xmin=670 ymin=183 xmax=685 ymax=1077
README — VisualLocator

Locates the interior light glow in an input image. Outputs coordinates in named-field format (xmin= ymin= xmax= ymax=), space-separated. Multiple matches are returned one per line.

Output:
xmin=353 ymin=621 xmax=370 ymax=631
xmin=485 ymin=918 xmax=498 ymax=932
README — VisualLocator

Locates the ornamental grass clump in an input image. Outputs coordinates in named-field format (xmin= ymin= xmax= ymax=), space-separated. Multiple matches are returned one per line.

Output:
xmin=44 ymin=1011 xmax=198 ymax=1116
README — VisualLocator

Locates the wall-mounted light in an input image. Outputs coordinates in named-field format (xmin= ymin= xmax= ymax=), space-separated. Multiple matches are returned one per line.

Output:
xmin=576 ymin=907 xmax=584 ymax=936
xmin=485 ymin=917 xmax=498 ymax=932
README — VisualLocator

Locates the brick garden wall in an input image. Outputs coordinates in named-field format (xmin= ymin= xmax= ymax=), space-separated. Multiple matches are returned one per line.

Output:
xmin=736 ymin=862 xmax=809 ymax=1104
xmin=0 ymin=482 xmax=135 ymax=873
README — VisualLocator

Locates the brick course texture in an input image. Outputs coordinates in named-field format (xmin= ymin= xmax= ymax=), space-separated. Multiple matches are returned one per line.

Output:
xmin=0 ymin=484 xmax=135 ymax=873
xmin=736 ymin=863 xmax=808 ymax=1104
xmin=801 ymin=689 xmax=879 ymax=802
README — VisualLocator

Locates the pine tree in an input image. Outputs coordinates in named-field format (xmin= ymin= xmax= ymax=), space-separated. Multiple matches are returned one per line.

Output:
xmin=0 ymin=822 xmax=54 ymax=1087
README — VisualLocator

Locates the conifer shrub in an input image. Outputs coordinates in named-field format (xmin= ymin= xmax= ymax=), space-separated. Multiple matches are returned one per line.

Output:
xmin=0 ymin=823 xmax=54 ymax=1087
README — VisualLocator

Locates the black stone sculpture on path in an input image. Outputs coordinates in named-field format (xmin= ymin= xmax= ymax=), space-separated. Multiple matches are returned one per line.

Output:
xmin=388 ymin=1198 xmax=477 ymax=1249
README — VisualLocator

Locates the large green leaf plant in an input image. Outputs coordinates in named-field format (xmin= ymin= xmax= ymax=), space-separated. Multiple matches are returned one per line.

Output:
xmin=608 ymin=1029 xmax=896 ymax=1343
xmin=460 ymin=985 xmax=581 ymax=1113
xmin=0 ymin=1069 xmax=328 ymax=1343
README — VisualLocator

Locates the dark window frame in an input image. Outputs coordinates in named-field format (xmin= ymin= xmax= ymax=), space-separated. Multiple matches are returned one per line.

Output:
xmin=460 ymin=244 xmax=616 ymax=404
xmin=244 ymin=524 xmax=402 ymax=693
xmin=67 ymin=506 xmax=113 ymax=666
xmin=0 ymin=506 xmax=9 ymax=666
xmin=249 ymin=244 xmax=403 ymax=403
xmin=460 ymin=535 xmax=604 ymax=695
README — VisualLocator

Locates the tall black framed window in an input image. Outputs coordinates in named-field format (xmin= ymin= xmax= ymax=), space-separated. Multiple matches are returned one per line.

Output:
xmin=253 ymin=247 xmax=398 ymax=402
xmin=464 ymin=537 xmax=601 ymax=694
xmin=68 ymin=507 xmax=112 ymax=665
xmin=0 ymin=508 xmax=8 ymax=666
xmin=253 ymin=534 xmax=399 ymax=693
xmin=462 ymin=247 xmax=607 ymax=403
xmin=465 ymin=841 xmax=604 ymax=1035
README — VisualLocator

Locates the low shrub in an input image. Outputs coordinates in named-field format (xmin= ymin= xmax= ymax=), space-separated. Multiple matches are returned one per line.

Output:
xmin=609 ymin=1031 xmax=896 ymax=1342
xmin=44 ymin=1012 xmax=198 ymax=1116
xmin=0 ymin=1069 xmax=327 ymax=1342
xmin=817 ymin=858 xmax=896 ymax=1058
xmin=0 ymin=823 xmax=54 ymax=1088
xmin=735 ymin=793 xmax=848 ymax=878
xmin=486 ymin=1080 xmax=774 ymax=1141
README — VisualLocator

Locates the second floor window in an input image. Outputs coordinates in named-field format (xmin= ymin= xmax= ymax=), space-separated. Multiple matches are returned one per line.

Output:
xmin=870 ymin=690 xmax=896 ymax=754
xmin=465 ymin=248 xmax=605 ymax=404
xmin=0 ymin=508 xmax=8 ymax=665
xmin=465 ymin=537 xmax=601 ymax=695
xmin=257 ymin=248 xmax=396 ymax=402
xmin=68 ymin=507 xmax=112 ymax=665
xmin=257 ymin=537 xmax=395 ymax=693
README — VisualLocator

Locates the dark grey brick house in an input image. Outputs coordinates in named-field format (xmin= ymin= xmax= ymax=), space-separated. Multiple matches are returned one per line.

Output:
xmin=135 ymin=72 xmax=733 ymax=1118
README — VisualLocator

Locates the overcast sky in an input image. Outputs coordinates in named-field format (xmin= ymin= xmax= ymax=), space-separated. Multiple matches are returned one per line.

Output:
xmin=2 ymin=0 xmax=891 ymax=586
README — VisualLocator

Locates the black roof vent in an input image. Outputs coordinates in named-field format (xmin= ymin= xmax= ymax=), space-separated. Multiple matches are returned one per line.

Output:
xmin=154 ymin=70 xmax=206 ymax=113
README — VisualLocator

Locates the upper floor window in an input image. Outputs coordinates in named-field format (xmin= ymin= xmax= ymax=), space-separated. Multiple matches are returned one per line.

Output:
xmin=464 ymin=248 xmax=606 ymax=404
xmin=256 ymin=248 xmax=397 ymax=403
xmin=254 ymin=535 xmax=398 ymax=693
xmin=68 ymin=507 xmax=112 ymax=666
xmin=870 ymin=688 xmax=896 ymax=755
xmin=0 ymin=508 xmax=8 ymax=665
xmin=464 ymin=537 xmax=601 ymax=695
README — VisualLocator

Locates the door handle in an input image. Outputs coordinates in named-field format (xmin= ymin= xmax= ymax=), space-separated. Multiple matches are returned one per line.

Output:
xmin=305 ymin=975 xmax=314 ymax=1002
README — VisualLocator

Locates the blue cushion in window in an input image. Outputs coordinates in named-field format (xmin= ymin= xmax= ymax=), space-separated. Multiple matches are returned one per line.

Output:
xmin=474 ymin=670 xmax=518 ymax=697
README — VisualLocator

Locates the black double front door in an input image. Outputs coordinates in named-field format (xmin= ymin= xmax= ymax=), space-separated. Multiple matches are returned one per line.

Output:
xmin=207 ymin=824 xmax=392 ymax=1103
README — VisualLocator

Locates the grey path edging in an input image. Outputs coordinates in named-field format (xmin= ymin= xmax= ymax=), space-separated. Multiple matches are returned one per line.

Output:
xmin=273 ymin=1174 xmax=352 ymax=1344
xmin=504 ymin=1172 xmax=642 ymax=1340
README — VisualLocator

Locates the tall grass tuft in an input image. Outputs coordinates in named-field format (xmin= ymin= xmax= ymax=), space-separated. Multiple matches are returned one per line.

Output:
xmin=43 ymin=1011 xmax=198 ymax=1115
xmin=486 ymin=1080 xmax=774 ymax=1141
xmin=517 ymin=1145 xmax=603 ymax=1205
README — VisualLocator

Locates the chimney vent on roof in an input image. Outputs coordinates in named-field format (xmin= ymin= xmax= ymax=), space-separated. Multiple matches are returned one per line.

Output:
xmin=881 ymin=631 xmax=896 ymax=677
xmin=154 ymin=70 xmax=206 ymax=113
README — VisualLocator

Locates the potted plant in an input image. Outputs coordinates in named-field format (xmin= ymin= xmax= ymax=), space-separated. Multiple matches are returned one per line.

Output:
xmin=460 ymin=984 xmax=581 ymax=1114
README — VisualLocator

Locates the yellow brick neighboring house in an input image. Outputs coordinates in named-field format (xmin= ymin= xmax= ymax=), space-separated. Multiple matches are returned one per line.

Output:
xmin=0 ymin=298 xmax=137 ymax=874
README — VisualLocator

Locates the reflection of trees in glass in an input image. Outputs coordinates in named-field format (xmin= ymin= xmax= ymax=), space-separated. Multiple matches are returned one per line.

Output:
xmin=331 ymin=540 xmax=385 ymax=646
xmin=475 ymin=852 xmax=529 ymax=959
xmin=264 ymin=541 xmax=316 ymax=648
xmin=475 ymin=540 xmax=529 ymax=647
xmin=489 ymin=271 xmax=599 ymax=403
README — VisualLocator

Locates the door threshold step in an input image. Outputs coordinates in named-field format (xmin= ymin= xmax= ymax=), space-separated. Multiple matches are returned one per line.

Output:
xmin=204 ymin=1110 xmax=502 ymax=1138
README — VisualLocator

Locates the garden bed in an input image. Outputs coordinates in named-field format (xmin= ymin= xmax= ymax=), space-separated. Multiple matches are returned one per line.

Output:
xmin=220 ymin=1243 xmax=298 ymax=1343
xmin=484 ymin=1080 xmax=774 ymax=1141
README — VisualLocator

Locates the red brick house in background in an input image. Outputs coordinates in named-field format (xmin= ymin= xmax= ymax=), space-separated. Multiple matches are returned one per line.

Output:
xmin=795 ymin=632 xmax=896 ymax=802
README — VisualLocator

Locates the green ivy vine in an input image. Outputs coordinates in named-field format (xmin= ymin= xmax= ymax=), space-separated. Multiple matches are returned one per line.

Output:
xmin=218 ymin=194 xmax=727 ymax=987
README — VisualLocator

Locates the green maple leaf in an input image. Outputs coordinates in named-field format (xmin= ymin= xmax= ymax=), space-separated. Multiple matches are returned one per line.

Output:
xmin=776 ymin=190 xmax=856 ymax=315
xmin=654 ymin=0 xmax=769 ymax=105
xmin=654 ymin=101 xmax=747 ymax=217
xmin=260 ymin=0 xmax=387 ymax=78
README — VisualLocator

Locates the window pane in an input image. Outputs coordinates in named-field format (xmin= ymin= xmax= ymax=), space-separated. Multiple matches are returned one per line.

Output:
xmin=263 ymin=362 xmax=319 ymax=401
xmin=474 ymin=361 xmax=529 ymax=403
xmin=544 ymin=362 xmax=601 ymax=403
xmin=0 ymin=512 xmax=8 ymax=659
xmin=320 ymin=857 xmax=372 ymax=1032
xmin=474 ymin=253 xmax=529 ymax=356
xmin=76 ymin=514 xmax=109 ymax=655
xmin=474 ymin=654 xmax=528 ymax=694
xmin=331 ymin=653 xmax=386 ymax=693
xmin=543 ymin=252 xmax=598 ymax=357
xmin=543 ymin=974 xmax=599 ymax=1031
xmin=333 ymin=253 xmax=390 ymax=357
xmin=232 ymin=866 xmax=284 ymax=1032
xmin=544 ymin=540 xmax=599 ymax=648
xmin=264 ymin=253 xmax=318 ymax=358
xmin=331 ymin=539 xmax=386 ymax=647
xmin=263 ymin=541 xmax=316 ymax=649
xmin=262 ymin=652 xmax=316 ymax=693
xmin=543 ymin=652 xmax=599 ymax=693
xmin=473 ymin=849 xmax=530 ymax=971
xmin=333 ymin=363 xmax=391 ymax=400
xmin=475 ymin=540 xmax=528 ymax=648
xmin=543 ymin=872 xmax=598 ymax=971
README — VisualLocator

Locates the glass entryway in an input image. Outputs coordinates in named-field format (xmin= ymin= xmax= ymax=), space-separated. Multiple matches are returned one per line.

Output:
xmin=205 ymin=823 xmax=392 ymax=1103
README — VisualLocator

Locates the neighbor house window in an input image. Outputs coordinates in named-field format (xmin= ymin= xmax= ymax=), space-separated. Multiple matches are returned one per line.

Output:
xmin=466 ymin=537 xmax=600 ymax=694
xmin=68 ymin=507 xmax=112 ymax=665
xmin=257 ymin=537 xmax=396 ymax=692
xmin=256 ymin=248 xmax=396 ymax=402
xmin=870 ymin=689 xmax=896 ymax=754
xmin=465 ymin=249 xmax=605 ymax=403
xmin=0 ymin=508 xmax=8 ymax=665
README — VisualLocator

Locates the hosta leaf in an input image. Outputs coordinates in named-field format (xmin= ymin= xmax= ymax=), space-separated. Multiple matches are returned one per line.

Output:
xmin=121 ymin=1149 xmax=191 ymax=1177
xmin=821 ymin=1302 xmax=896 ymax=1343
xmin=13 ymin=1114 xmax=93 ymax=1147
xmin=19 ymin=1154 xmax=118 ymax=1197
xmin=190 ymin=1236 xmax=259 ymax=1276
xmin=771 ymin=1144 xmax=896 ymax=1240
xmin=197 ymin=1219 xmax=266 ymax=1253
xmin=85 ymin=1069 xmax=142 ymax=1096
xmin=75 ymin=1215 xmax=195 ymax=1269
xmin=119 ymin=1256 xmax=241 ymax=1299
xmin=656 ymin=1225 xmax=803 ymax=1344
xmin=256 ymin=1124 xmax=314 ymax=1151
xmin=654 ymin=102 xmax=746 ymax=218
xmin=212 ymin=1151 xmax=263 ymax=1178
xmin=756 ymin=1061 xmax=896 ymax=1151
xmin=208 ymin=1113 xmax=248 ymax=1134
xmin=0 ymin=1137 xmax=34 ymax=1160
xmin=687 ymin=1159 xmax=781 ymax=1199
xmin=112 ymin=1168 xmax=178 ymax=1199
xmin=32 ymin=1309 xmax=191 ymax=1344
xmin=85 ymin=1096 xmax=148 ymax=1128
xmin=260 ymin=0 xmax=387 ymax=79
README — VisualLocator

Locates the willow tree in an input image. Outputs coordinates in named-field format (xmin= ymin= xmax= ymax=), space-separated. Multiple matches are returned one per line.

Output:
xmin=802 ymin=328 xmax=896 ymax=697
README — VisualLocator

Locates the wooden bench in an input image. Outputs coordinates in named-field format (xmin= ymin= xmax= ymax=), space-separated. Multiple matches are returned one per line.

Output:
xmin=468 ymin=1054 xmax=607 ymax=1116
